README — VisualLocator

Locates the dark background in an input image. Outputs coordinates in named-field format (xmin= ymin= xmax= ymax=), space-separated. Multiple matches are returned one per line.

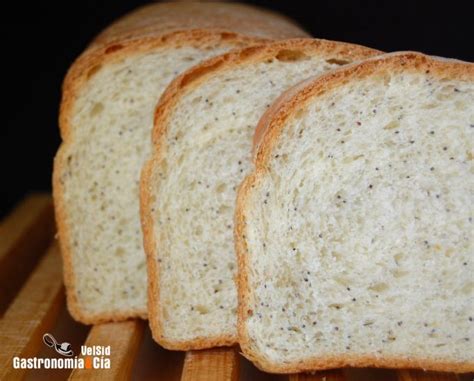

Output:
xmin=1 ymin=1 xmax=472 ymax=218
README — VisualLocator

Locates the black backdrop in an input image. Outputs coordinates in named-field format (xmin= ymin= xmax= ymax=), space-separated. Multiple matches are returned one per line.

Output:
xmin=1 ymin=1 xmax=472 ymax=218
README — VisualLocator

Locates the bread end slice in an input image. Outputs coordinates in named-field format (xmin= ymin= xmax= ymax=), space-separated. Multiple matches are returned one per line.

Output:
xmin=236 ymin=52 xmax=474 ymax=373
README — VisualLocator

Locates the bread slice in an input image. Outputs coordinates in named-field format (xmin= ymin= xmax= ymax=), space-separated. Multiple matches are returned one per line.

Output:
xmin=52 ymin=2 xmax=308 ymax=324
xmin=140 ymin=38 xmax=380 ymax=349
xmin=235 ymin=52 xmax=474 ymax=373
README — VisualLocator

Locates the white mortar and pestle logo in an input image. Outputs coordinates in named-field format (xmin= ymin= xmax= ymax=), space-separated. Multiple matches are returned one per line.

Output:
xmin=42 ymin=333 xmax=74 ymax=357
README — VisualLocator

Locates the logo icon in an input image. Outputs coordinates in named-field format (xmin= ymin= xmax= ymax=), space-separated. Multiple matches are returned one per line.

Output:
xmin=42 ymin=333 xmax=74 ymax=357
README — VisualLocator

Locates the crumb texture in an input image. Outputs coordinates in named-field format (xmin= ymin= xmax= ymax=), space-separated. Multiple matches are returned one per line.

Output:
xmin=58 ymin=45 xmax=229 ymax=316
xmin=150 ymin=52 xmax=361 ymax=343
xmin=242 ymin=69 xmax=474 ymax=366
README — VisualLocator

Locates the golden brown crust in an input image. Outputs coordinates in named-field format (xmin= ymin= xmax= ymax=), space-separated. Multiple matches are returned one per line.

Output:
xmin=141 ymin=38 xmax=380 ymax=349
xmin=235 ymin=52 xmax=474 ymax=373
xmin=234 ymin=172 xmax=258 ymax=358
xmin=91 ymin=2 xmax=308 ymax=48
xmin=54 ymin=2 xmax=309 ymax=325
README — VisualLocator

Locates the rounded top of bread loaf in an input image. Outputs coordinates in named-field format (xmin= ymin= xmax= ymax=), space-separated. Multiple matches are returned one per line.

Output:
xmin=151 ymin=38 xmax=382 ymax=145
xmin=91 ymin=2 xmax=309 ymax=48
xmin=59 ymin=2 xmax=309 ymax=139
xmin=253 ymin=52 xmax=474 ymax=165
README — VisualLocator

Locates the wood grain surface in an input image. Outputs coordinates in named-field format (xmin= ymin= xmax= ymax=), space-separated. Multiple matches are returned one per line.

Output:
xmin=0 ymin=242 xmax=64 ymax=380
xmin=0 ymin=193 xmax=55 ymax=314
xmin=68 ymin=320 xmax=145 ymax=380
xmin=397 ymin=370 xmax=460 ymax=381
xmin=181 ymin=347 xmax=240 ymax=381
xmin=289 ymin=369 xmax=346 ymax=380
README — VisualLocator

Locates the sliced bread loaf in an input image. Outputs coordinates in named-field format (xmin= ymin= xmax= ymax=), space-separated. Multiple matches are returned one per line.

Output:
xmin=53 ymin=2 xmax=308 ymax=324
xmin=236 ymin=52 xmax=474 ymax=373
xmin=140 ymin=38 xmax=380 ymax=349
